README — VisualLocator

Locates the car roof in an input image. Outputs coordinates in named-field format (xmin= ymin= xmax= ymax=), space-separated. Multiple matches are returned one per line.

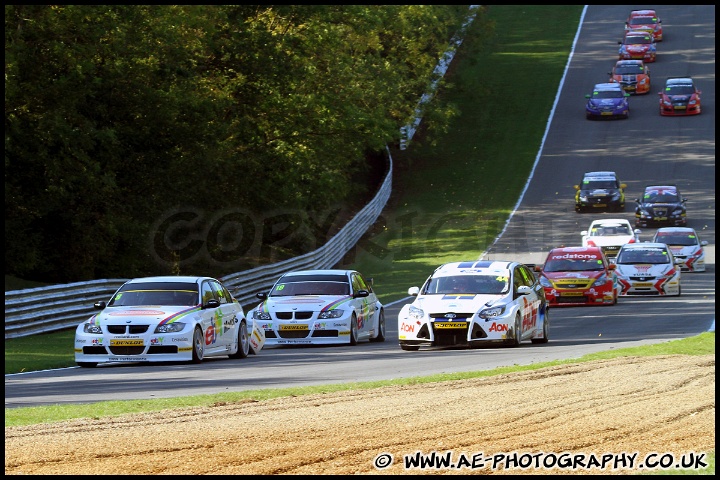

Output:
xmin=616 ymin=60 xmax=644 ymax=65
xmin=583 ymin=171 xmax=617 ymax=180
xmin=644 ymin=185 xmax=677 ymax=191
xmin=593 ymin=83 xmax=624 ymax=91
xmin=624 ymin=31 xmax=652 ymax=38
xmin=666 ymin=77 xmax=694 ymax=85
xmin=125 ymin=276 xmax=210 ymax=284
xmin=620 ymin=242 xmax=668 ymax=250
xmin=432 ymin=260 xmax=515 ymax=277
xmin=280 ymin=269 xmax=355 ymax=277
xmin=655 ymin=227 xmax=696 ymax=233
xmin=589 ymin=218 xmax=631 ymax=227
xmin=548 ymin=246 xmax=604 ymax=256
xmin=629 ymin=9 xmax=657 ymax=17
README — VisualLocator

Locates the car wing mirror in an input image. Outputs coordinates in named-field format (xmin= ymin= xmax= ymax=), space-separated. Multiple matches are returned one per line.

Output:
xmin=256 ymin=292 xmax=268 ymax=300
xmin=408 ymin=286 xmax=420 ymax=296
xmin=94 ymin=301 xmax=107 ymax=310
xmin=354 ymin=290 xmax=370 ymax=298
xmin=204 ymin=298 xmax=220 ymax=309
xmin=574 ymin=185 xmax=580 ymax=190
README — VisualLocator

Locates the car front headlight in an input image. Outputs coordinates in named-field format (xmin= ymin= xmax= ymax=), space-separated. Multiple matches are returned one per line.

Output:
xmin=155 ymin=322 xmax=186 ymax=333
xmin=539 ymin=276 xmax=552 ymax=288
xmin=579 ymin=194 xmax=588 ymax=202
xmin=83 ymin=323 xmax=102 ymax=334
xmin=592 ymin=273 xmax=608 ymax=287
xmin=408 ymin=305 xmax=425 ymax=320
xmin=318 ymin=309 xmax=343 ymax=319
xmin=479 ymin=305 xmax=507 ymax=319
xmin=252 ymin=310 xmax=271 ymax=321
xmin=610 ymin=192 xmax=621 ymax=200
xmin=637 ymin=208 xmax=651 ymax=217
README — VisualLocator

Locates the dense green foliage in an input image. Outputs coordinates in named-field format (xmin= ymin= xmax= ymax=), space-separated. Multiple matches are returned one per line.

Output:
xmin=5 ymin=5 xmax=487 ymax=283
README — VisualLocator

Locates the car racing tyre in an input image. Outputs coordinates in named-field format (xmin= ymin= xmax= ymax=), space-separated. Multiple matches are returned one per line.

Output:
xmin=77 ymin=362 xmax=97 ymax=368
xmin=349 ymin=314 xmax=359 ymax=346
xmin=531 ymin=308 xmax=550 ymax=344
xmin=508 ymin=313 xmax=522 ymax=347
xmin=191 ymin=326 xmax=205 ymax=364
xmin=370 ymin=309 xmax=386 ymax=342
xmin=229 ymin=320 xmax=250 ymax=359
xmin=400 ymin=344 xmax=419 ymax=351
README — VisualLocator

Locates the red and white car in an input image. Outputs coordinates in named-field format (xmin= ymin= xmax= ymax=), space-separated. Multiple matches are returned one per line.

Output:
xmin=614 ymin=243 xmax=682 ymax=296
xmin=535 ymin=246 xmax=620 ymax=307
xmin=625 ymin=9 xmax=663 ymax=42
xmin=581 ymin=218 xmax=641 ymax=260
xmin=618 ymin=31 xmax=657 ymax=63
xmin=653 ymin=227 xmax=708 ymax=272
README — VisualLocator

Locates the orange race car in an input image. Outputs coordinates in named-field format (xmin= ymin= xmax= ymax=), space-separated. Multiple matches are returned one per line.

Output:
xmin=608 ymin=59 xmax=651 ymax=95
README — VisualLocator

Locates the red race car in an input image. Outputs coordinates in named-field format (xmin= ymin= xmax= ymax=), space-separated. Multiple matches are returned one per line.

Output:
xmin=658 ymin=77 xmax=702 ymax=116
xmin=625 ymin=9 xmax=663 ymax=42
xmin=534 ymin=246 xmax=620 ymax=307
xmin=618 ymin=31 xmax=657 ymax=63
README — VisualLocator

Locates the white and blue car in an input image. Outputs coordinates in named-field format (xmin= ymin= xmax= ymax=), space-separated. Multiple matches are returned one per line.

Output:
xmin=75 ymin=276 xmax=264 ymax=367
xmin=250 ymin=269 xmax=385 ymax=346
xmin=398 ymin=260 xmax=549 ymax=351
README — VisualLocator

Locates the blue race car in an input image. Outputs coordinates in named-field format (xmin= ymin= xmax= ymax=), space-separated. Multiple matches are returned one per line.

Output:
xmin=585 ymin=83 xmax=630 ymax=120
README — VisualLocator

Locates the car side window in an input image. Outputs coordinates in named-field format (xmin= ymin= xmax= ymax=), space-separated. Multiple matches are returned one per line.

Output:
xmin=519 ymin=266 xmax=536 ymax=287
xmin=351 ymin=273 xmax=366 ymax=294
xmin=201 ymin=281 xmax=217 ymax=305
xmin=211 ymin=280 xmax=230 ymax=304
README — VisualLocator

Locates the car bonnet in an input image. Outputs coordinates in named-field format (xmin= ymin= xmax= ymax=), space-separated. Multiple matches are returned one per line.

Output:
xmin=88 ymin=305 xmax=202 ymax=325
xmin=411 ymin=292 xmax=506 ymax=313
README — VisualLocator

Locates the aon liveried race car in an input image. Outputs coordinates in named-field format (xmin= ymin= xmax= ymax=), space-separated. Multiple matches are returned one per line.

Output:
xmin=398 ymin=260 xmax=549 ymax=351
xmin=535 ymin=246 xmax=620 ymax=306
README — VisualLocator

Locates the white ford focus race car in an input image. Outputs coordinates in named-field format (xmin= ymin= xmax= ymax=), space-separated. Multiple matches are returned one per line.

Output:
xmin=250 ymin=269 xmax=385 ymax=346
xmin=398 ymin=260 xmax=549 ymax=351
xmin=652 ymin=227 xmax=708 ymax=272
xmin=75 ymin=276 xmax=264 ymax=368
xmin=614 ymin=243 xmax=682 ymax=295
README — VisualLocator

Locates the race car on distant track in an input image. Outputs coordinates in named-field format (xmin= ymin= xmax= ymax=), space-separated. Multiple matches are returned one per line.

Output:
xmin=250 ymin=269 xmax=385 ymax=346
xmin=581 ymin=218 xmax=640 ymax=259
xmin=614 ymin=243 xmax=681 ymax=296
xmin=634 ymin=185 xmax=687 ymax=228
xmin=653 ymin=227 xmax=708 ymax=272
xmin=574 ymin=171 xmax=627 ymax=212
xmin=75 ymin=276 xmax=265 ymax=368
xmin=618 ymin=31 xmax=657 ymax=63
xmin=397 ymin=260 xmax=549 ymax=350
xmin=585 ymin=83 xmax=630 ymax=120
xmin=608 ymin=59 xmax=651 ymax=95
xmin=534 ymin=246 xmax=620 ymax=306
xmin=625 ymin=9 xmax=663 ymax=41
xmin=658 ymin=77 xmax=702 ymax=116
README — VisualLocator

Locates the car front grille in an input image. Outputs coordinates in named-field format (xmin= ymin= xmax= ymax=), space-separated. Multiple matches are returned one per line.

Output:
xmin=275 ymin=311 xmax=313 ymax=320
xmin=106 ymin=325 xmax=150 ymax=334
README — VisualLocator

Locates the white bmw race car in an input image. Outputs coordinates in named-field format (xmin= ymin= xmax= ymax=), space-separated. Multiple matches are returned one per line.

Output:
xmin=398 ymin=260 xmax=549 ymax=350
xmin=75 ymin=276 xmax=264 ymax=368
xmin=250 ymin=269 xmax=385 ymax=346
xmin=653 ymin=227 xmax=708 ymax=272
xmin=614 ymin=243 xmax=682 ymax=295
xmin=581 ymin=218 xmax=640 ymax=259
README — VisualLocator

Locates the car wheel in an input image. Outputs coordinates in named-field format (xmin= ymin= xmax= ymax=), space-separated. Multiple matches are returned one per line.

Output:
xmin=532 ymin=308 xmax=550 ymax=344
xmin=191 ymin=326 xmax=204 ymax=364
xmin=77 ymin=362 xmax=97 ymax=368
xmin=370 ymin=309 xmax=386 ymax=342
xmin=400 ymin=344 xmax=419 ymax=351
xmin=229 ymin=320 xmax=250 ymax=359
xmin=507 ymin=313 xmax=522 ymax=347
xmin=677 ymin=285 xmax=682 ymax=297
xmin=349 ymin=314 xmax=359 ymax=346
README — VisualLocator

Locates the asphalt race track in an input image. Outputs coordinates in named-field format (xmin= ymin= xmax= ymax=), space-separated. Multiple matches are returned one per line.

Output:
xmin=5 ymin=5 xmax=715 ymax=409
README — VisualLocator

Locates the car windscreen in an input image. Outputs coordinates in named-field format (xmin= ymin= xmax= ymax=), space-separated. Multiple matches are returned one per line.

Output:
xmin=615 ymin=65 xmax=644 ymax=74
xmin=624 ymin=35 xmax=652 ymax=44
xmin=544 ymin=258 xmax=604 ymax=272
xmin=584 ymin=180 xmax=618 ymax=189
xmin=666 ymin=85 xmax=695 ymax=95
xmin=109 ymin=282 xmax=199 ymax=306
xmin=270 ymin=278 xmax=350 ymax=296
xmin=645 ymin=192 xmax=679 ymax=203
xmin=629 ymin=17 xmax=656 ymax=26
xmin=593 ymin=91 xmax=624 ymax=99
xmin=423 ymin=274 xmax=509 ymax=295
xmin=655 ymin=234 xmax=696 ymax=246
xmin=616 ymin=249 xmax=669 ymax=265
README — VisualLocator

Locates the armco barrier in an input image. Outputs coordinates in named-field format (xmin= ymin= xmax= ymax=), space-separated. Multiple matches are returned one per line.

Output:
xmin=4 ymin=150 xmax=392 ymax=340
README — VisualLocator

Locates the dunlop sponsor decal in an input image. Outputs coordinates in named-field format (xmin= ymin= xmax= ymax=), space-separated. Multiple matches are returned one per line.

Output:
xmin=434 ymin=322 xmax=466 ymax=329
xmin=110 ymin=339 xmax=144 ymax=346
xmin=280 ymin=324 xmax=309 ymax=330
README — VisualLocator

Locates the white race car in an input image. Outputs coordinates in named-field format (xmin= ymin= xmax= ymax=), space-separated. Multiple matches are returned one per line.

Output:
xmin=614 ymin=243 xmax=682 ymax=296
xmin=581 ymin=218 xmax=640 ymax=259
xmin=75 ymin=276 xmax=264 ymax=368
xmin=398 ymin=260 xmax=549 ymax=350
xmin=250 ymin=269 xmax=385 ymax=346
xmin=653 ymin=227 xmax=708 ymax=272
